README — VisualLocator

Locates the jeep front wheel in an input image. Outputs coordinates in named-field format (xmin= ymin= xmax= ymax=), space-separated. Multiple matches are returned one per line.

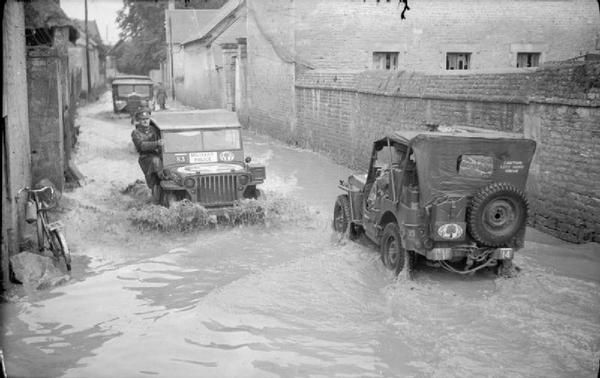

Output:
xmin=332 ymin=195 xmax=358 ymax=240
xmin=468 ymin=182 xmax=528 ymax=247
xmin=380 ymin=223 xmax=413 ymax=277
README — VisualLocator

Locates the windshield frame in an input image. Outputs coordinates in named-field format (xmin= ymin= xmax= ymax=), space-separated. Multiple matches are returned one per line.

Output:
xmin=162 ymin=128 xmax=243 ymax=153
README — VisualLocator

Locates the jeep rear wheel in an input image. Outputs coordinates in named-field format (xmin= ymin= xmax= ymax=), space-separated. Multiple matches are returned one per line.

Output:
xmin=468 ymin=182 xmax=528 ymax=247
xmin=332 ymin=195 xmax=358 ymax=240
xmin=380 ymin=223 xmax=413 ymax=278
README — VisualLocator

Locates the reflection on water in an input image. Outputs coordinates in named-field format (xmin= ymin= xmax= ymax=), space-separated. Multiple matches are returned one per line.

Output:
xmin=3 ymin=222 xmax=599 ymax=377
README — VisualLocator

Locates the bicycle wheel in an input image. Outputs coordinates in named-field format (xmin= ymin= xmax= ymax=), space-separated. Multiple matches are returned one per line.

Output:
xmin=49 ymin=229 xmax=71 ymax=271
xmin=36 ymin=212 xmax=49 ymax=252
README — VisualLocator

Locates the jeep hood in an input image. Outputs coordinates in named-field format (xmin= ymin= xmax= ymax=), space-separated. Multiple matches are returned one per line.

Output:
xmin=410 ymin=136 xmax=536 ymax=206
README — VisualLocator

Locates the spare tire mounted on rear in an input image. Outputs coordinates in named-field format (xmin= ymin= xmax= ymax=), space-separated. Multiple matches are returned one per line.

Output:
xmin=467 ymin=182 xmax=528 ymax=247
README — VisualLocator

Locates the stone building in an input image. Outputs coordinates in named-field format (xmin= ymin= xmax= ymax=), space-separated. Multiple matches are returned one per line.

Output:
xmin=24 ymin=1 xmax=79 ymax=193
xmin=69 ymin=19 xmax=105 ymax=98
xmin=165 ymin=9 xmax=218 ymax=103
xmin=164 ymin=1 xmax=247 ymax=113
xmin=244 ymin=0 xmax=600 ymax=242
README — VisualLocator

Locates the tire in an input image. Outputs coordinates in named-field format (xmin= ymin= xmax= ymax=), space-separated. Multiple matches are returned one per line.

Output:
xmin=50 ymin=230 xmax=71 ymax=271
xmin=468 ymin=182 xmax=528 ymax=247
xmin=255 ymin=189 xmax=264 ymax=200
xmin=332 ymin=195 xmax=358 ymax=240
xmin=36 ymin=212 xmax=47 ymax=252
xmin=161 ymin=190 xmax=178 ymax=208
xmin=244 ymin=186 xmax=263 ymax=200
xmin=380 ymin=223 xmax=413 ymax=278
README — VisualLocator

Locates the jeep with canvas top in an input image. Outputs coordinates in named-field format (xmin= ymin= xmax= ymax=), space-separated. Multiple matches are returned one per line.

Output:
xmin=333 ymin=126 xmax=536 ymax=277
xmin=149 ymin=110 xmax=266 ymax=208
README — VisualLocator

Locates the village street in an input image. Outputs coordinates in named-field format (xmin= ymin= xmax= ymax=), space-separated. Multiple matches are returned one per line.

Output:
xmin=1 ymin=92 xmax=599 ymax=378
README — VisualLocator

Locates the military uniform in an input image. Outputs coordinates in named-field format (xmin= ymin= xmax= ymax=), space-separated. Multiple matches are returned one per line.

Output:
xmin=131 ymin=110 xmax=162 ymax=188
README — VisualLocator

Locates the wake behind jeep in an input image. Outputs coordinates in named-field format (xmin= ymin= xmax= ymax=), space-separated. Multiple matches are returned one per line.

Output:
xmin=333 ymin=126 xmax=536 ymax=278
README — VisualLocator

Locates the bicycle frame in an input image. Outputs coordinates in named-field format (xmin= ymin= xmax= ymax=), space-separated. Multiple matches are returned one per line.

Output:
xmin=18 ymin=186 xmax=71 ymax=271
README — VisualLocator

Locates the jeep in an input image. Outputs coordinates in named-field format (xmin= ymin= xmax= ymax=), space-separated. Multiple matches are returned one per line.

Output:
xmin=333 ymin=126 xmax=536 ymax=277
xmin=149 ymin=110 xmax=266 ymax=208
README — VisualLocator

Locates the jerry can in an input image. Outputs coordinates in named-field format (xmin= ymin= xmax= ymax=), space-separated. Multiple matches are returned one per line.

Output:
xmin=25 ymin=200 xmax=37 ymax=223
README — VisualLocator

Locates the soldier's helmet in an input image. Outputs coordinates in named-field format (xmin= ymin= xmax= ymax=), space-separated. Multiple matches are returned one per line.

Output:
xmin=135 ymin=107 xmax=152 ymax=121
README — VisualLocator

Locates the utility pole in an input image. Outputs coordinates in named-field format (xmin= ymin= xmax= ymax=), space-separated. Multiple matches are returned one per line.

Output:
xmin=85 ymin=0 xmax=92 ymax=101
xmin=168 ymin=13 xmax=175 ymax=100
xmin=167 ymin=0 xmax=175 ymax=100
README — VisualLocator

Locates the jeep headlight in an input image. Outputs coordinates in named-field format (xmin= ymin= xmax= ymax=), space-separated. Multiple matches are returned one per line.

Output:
xmin=437 ymin=223 xmax=464 ymax=240
xmin=183 ymin=177 xmax=196 ymax=188
xmin=238 ymin=174 xmax=249 ymax=186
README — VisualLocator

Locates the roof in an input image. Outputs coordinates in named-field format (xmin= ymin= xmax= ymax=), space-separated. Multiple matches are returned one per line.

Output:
xmin=166 ymin=10 xmax=219 ymax=44
xmin=217 ymin=13 xmax=246 ymax=44
xmin=182 ymin=0 xmax=245 ymax=45
xmin=72 ymin=19 xmax=103 ymax=45
xmin=112 ymin=75 xmax=153 ymax=85
xmin=25 ymin=1 xmax=79 ymax=43
xmin=382 ymin=126 xmax=527 ymax=146
xmin=151 ymin=110 xmax=241 ymax=131
xmin=112 ymin=78 xmax=154 ymax=85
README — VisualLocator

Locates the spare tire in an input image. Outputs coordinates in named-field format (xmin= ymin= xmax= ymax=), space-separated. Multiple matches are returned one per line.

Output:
xmin=467 ymin=182 xmax=528 ymax=247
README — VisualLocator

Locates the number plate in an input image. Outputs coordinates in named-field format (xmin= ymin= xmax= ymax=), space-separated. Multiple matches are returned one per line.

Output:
xmin=47 ymin=221 xmax=64 ymax=231
xmin=189 ymin=152 xmax=217 ymax=163
xmin=495 ymin=248 xmax=513 ymax=259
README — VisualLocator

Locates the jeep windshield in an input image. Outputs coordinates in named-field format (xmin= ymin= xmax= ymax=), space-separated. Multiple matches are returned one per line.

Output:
xmin=117 ymin=85 xmax=151 ymax=97
xmin=162 ymin=129 xmax=242 ymax=153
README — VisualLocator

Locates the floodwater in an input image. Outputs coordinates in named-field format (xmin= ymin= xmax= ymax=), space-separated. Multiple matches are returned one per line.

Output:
xmin=2 ymin=93 xmax=599 ymax=378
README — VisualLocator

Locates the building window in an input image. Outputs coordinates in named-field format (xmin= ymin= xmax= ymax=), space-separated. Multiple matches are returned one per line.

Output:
xmin=446 ymin=53 xmax=471 ymax=70
xmin=373 ymin=52 xmax=399 ymax=70
xmin=25 ymin=28 xmax=54 ymax=47
xmin=516 ymin=52 xmax=540 ymax=68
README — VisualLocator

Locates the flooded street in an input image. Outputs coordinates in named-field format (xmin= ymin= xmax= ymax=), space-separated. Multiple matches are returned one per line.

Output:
xmin=2 ymin=93 xmax=599 ymax=378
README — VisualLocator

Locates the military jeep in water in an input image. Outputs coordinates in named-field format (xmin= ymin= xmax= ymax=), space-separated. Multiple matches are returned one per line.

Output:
xmin=149 ymin=110 xmax=266 ymax=208
xmin=333 ymin=126 xmax=536 ymax=277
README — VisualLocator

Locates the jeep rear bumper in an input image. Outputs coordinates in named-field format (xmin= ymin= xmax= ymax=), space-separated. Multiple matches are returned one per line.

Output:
xmin=426 ymin=247 xmax=514 ymax=261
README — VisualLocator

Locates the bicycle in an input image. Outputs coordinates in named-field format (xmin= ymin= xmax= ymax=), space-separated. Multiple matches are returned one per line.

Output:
xmin=18 ymin=186 xmax=71 ymax=271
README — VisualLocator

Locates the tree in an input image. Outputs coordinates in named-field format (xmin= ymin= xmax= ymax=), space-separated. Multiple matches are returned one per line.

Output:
xmin=115 ymin=0 xmax=227 ymax=75
xmin=116 ymin=1 xmax=167 ymax=74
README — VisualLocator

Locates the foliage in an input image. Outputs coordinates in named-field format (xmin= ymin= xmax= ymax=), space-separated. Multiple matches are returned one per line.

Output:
xmin=114 ymin=0 xmax=227 ymax=75
xmin=128 ymin=193 xmax=313 ymax=233
xmin=115 ymin=1 xmax=167 ymax=74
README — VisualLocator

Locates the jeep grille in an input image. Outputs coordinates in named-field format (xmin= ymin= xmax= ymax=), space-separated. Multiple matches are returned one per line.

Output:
xmin=197 ymin=174 xmax=239 ymax=205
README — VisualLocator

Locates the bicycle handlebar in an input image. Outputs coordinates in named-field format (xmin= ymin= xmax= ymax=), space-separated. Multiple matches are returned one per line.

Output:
xmin=18 ymin=186 xmax=54 ymax=197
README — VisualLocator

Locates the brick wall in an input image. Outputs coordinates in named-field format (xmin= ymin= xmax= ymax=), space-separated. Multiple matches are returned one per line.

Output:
xmin=292 ymin=63 xmax=600 ymax=243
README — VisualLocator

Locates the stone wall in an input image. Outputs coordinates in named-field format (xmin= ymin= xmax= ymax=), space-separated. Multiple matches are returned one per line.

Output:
xmin=246 ymin=0 xmax=298 ymax=140
xmin=291 ymin=62 xmax=600 ymax=243
xmin=27 ymin=47 xmax=65 ymax=192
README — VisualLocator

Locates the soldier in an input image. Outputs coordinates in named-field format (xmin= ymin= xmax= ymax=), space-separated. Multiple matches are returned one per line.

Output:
xmin=131 ymin=108 xmax=164 ymax=192
xmin=156 ymin=82 xmax=167 ymax=110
